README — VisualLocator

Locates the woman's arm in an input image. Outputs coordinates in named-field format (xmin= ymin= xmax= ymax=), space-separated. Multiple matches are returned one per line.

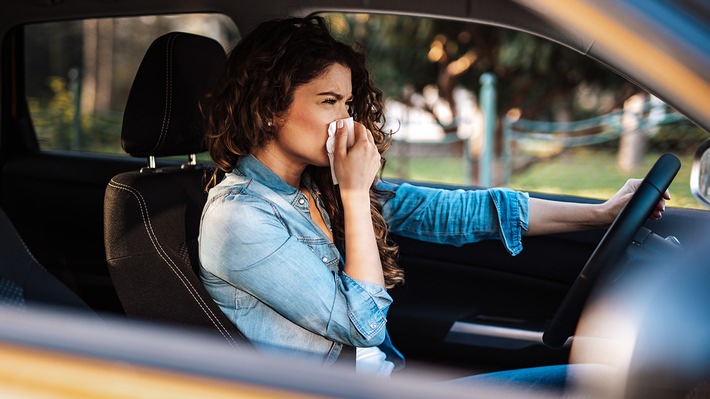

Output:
xmin=333 ymin=120 xmax=385 ymax=287
xmin=526 ymin=178 xmax=670 ymax=236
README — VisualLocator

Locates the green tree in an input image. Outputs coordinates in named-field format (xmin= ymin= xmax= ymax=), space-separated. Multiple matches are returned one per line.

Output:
xmin=328 ymin=13 xmax=637 ymax=121
xmin=326 ymin=13 xmax=643 ymax=184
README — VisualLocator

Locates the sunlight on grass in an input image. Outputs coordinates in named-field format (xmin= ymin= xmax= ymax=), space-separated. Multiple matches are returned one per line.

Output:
xmin=383 ymin=156 xmax=468 ymax=186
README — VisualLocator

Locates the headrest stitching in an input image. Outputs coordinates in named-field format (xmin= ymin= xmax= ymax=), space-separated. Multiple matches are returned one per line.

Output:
xmin=152 ymin=33 xmax=182 ymax=154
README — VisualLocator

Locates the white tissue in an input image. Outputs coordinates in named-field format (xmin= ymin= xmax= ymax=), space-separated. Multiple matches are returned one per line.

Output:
xmin=355 ymin=347 xmax=395 ymax=377
xmin=326 ymin=117 xmax=354 ymax=185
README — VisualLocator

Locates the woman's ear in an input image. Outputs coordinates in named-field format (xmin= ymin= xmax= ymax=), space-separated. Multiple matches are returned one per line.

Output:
xmin=271 ymin=113 xmax=287 ymax=131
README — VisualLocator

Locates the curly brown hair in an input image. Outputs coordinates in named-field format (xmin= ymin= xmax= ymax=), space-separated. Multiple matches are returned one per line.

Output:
xmin=204 ymin=16 xmax=403 ymax=288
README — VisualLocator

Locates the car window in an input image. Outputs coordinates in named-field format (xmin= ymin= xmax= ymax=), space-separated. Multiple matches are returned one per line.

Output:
xmin=324 ymin=13 xmax=707 ymax=209
xmin=24 ymin=13 xmax=238 ymax=158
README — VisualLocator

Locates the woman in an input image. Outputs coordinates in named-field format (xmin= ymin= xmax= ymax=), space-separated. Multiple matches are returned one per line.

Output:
xmin=198 ymin=16 xmax=667 ymax=386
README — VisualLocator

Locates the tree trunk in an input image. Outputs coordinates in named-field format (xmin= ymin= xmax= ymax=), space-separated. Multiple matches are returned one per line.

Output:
xmin=97 ymin=19 xmax=114 ymax=112
xmin=80 ymin=19 xmax=98 ymax=117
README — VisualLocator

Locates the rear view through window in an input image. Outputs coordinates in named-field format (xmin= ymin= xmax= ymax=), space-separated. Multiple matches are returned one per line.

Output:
xmin=24 ymin=14 xmax=238 ymax=156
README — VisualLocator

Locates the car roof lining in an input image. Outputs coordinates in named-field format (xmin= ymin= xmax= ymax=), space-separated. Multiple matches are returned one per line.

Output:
xmin=249 ymin=0 xmax=593 ymax=53
xmin=0 ymin=0 xmax=592 ymax=54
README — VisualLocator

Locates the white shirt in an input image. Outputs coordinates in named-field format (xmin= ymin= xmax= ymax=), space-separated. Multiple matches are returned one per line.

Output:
xmin=356 ymin=346 xmax=395 ymax=377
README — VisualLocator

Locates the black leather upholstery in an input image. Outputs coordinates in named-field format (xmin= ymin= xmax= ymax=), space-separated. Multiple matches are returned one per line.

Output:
xmin=104 ymin=32 xmax=247 ymax=348
xmin=120 ymin=32 xmax=212 ymax=158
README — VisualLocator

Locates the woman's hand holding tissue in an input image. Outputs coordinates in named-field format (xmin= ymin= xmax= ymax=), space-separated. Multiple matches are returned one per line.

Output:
xmin=330 ymin=118 xmax=381 ymax=198
xmin=330 ymin=118 xmax=385 ymax=287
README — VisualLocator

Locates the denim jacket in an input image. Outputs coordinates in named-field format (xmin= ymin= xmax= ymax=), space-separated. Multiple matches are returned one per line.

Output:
xmin=198 ymin=154 xmax=529 ymax=366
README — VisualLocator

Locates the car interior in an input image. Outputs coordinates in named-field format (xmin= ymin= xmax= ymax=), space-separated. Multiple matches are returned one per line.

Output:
xmin=1 ymin=0 xmax=709 ymax=387
xmin=103 ymin=30 xmax=248 ymax=348
xmin=0 ymin=206 xmax=94 ymax=313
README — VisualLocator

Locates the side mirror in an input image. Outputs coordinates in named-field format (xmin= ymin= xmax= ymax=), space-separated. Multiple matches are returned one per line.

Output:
xmin=691 ymin=138 xmax=710 ymax=209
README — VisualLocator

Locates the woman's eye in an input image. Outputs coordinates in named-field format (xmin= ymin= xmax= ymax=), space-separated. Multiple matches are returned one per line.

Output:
xmin=323 ymin=98 xmax=337 ymax=105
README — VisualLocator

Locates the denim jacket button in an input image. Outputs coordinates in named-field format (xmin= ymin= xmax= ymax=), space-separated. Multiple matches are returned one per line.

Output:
xmin=370 ymin=323 xmax=378 ymax=329
xmin=298 ymin=197 xmax=305 ymax=205
xmin=321 ymin=257 xmax=328 ymax=263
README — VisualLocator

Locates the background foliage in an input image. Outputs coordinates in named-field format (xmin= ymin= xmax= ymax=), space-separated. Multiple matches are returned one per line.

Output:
xmin=24 ymin=12 xmax=708 ymax=208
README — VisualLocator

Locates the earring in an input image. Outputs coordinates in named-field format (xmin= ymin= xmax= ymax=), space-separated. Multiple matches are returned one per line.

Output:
xmin=267 ymin=120 xmax=273 ymax=127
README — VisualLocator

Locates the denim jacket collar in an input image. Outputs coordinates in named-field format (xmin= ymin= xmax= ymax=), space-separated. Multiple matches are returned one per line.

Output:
xmin=233 ymin=154 xmax=331 ymax=230
xmin=235 ymin=154 xmax=299 ymax=196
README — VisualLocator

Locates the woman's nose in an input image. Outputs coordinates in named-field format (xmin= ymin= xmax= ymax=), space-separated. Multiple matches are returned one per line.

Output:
xmin=341 ymin=103 xmax=352 ymax=119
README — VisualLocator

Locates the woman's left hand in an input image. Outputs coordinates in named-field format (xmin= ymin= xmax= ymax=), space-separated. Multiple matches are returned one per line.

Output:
xmin=601 ymin=178 xmax=670 ymax=224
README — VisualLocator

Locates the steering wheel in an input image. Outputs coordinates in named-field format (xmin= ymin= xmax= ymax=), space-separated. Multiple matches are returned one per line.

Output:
xmin=542 ymin=153 xmax=681 ymax=348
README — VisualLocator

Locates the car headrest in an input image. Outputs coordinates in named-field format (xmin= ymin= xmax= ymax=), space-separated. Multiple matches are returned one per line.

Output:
xmin=121 ymin=32 xmax=226 ymax=158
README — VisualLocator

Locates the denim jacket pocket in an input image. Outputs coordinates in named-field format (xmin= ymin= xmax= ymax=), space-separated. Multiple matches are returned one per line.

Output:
xmin=298 ymin=237 xmax=339 ymax=270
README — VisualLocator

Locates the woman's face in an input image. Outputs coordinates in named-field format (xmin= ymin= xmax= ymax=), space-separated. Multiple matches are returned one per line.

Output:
xmin=272 ymin=63 xmax=353 ymax=168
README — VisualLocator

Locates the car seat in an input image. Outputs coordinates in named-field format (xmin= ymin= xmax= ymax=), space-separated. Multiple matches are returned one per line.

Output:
xmin=103 ymin=32 xmax=247 ymax=348
xmin=0 ymin=207 xmax=94 ymax=312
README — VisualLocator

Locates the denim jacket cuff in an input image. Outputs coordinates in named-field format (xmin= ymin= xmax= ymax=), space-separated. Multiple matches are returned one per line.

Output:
xmin=339 ymin=272 xmax=392 ymax=343
xmin=488 ymin=189 xmax=529 ymax=256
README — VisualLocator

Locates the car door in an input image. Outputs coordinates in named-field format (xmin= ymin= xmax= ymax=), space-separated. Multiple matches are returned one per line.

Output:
xmin=387 ymin=188 xmax=709 ymax=373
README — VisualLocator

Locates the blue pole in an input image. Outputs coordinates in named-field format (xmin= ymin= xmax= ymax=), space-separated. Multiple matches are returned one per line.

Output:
xmin=502 ymin=115 xmax=511 ymax=185
xmin=479 ymin=72 xmax=496 ymax=187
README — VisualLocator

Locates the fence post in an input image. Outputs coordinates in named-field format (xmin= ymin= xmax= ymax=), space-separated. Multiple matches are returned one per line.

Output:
xmin=479 ymin=72 xmax=496 ymax=187
xmin=618 ymin=92 xmax=647 ymax=172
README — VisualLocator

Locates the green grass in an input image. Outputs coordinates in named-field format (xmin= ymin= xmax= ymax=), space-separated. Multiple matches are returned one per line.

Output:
xmin=382 ymin=148 xmax=704 ymax=210
xmin=383 ymin=156 xmax=468 ymax=186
